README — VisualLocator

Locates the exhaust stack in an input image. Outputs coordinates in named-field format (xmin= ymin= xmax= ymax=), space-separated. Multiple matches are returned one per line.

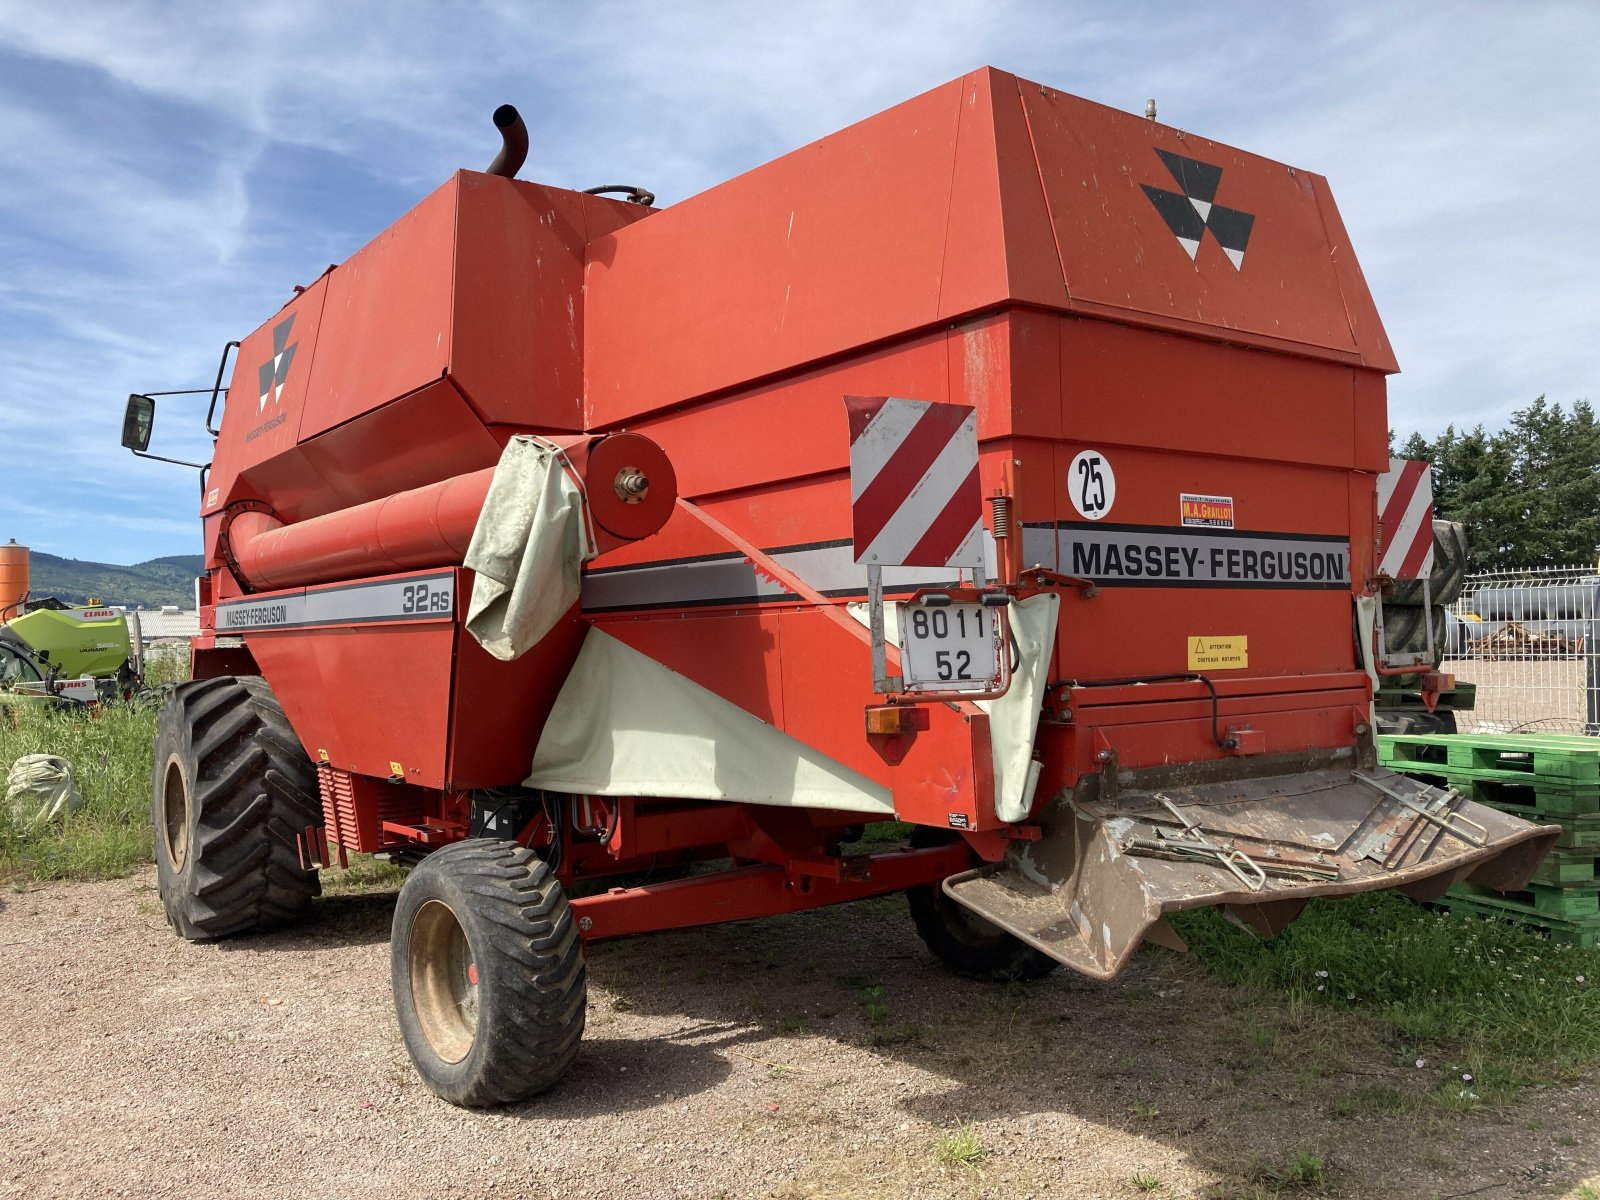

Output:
xmin=486 ymin=104 xmax=528 ymax=178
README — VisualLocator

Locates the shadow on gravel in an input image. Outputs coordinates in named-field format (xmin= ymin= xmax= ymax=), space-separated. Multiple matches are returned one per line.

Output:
xmin=580 ymin=897 xmax=1600 ymax=1198
xmin=508 ymin=1028 xmax=738 ymax=1119
xmin=218 ymin=890 xmax=401 ymax=953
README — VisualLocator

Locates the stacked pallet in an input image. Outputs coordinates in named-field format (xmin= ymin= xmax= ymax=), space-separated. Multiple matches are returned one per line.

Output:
xmin=1379 ymin=731 xmax=1600 ymax=946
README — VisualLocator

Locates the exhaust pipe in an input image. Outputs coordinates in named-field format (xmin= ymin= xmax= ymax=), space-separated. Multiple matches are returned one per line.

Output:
xmin=487 ymin=104 xmax=528 ymax=178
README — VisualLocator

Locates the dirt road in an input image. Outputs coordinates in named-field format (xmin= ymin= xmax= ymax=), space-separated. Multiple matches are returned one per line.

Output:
xmin=2 ymin=870 xmax=1598 ymax=1199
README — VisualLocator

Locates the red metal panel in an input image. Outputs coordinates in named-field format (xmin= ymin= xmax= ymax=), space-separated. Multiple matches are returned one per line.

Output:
xmin=628 ymin=330 xmax=952 ymax=503
xmin=290 ymin=378 xmax=502 ymax=517
xmin=445 ymin=595 xmax=587 ymax=790
xmin=937 ymin=69 xmax=1068 ymax=319
xmin=450 ymin=177 xmax=654 ymax=430
xmin=1351 ymin=370 xmax=1390 ymax=472
xmin=596 ymin=609 xmax=790 ymax=728
xmin=585 ymin=78 xmax=967 ymax=427
xmin=1060 ymin=319 xmax=1359 ymax=469
xmin=1310 ymin=174 xmax=1399 ymax=374
xmin=205 ymin=277 xmax=330 ymax=519
xmin=238 ymin=575 xmax=461 ymax=789
xmin=1018 ymin=83 xmax=1385 ymax=368
xmin=298 ymin=179 xmax=456 ymax=440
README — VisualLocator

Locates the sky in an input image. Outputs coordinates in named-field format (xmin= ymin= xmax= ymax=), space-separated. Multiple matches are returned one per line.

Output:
xmin=0 ymin=1 xmax=1595 ymax=565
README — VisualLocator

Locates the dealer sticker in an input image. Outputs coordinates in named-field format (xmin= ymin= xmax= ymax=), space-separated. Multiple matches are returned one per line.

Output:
xmin=1181 ymin=493 xmax=1234 ymax=529
xmin=1188 ymin=635 xmax=1249 ymax=671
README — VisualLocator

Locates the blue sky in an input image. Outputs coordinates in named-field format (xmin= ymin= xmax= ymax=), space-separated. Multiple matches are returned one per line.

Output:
xmin=1 ymin=1 xmax=1595 ymax=565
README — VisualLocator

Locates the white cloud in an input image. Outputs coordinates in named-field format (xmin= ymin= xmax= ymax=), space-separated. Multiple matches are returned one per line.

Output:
xmin=0 ymin=0 xmax=1595 ymax=563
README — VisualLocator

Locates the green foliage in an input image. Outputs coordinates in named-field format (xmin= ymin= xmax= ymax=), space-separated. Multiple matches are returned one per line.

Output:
xmin=23 ymin=551 xmax=202 ymax=609
xmin=1174 ymin=891 xmax=1600 ymax=1087
xmin=1 ymin=699 xmax=161 ymax=882
xmin=932 ymin=1122 xmax=984 ymax=1170
xmin=1397 ymin=396 xmax=1600 ymax=570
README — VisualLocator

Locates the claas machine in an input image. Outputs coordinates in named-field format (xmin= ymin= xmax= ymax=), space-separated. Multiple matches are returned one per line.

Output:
xmin=123 ymin=69 xmax=1556 ymax=1107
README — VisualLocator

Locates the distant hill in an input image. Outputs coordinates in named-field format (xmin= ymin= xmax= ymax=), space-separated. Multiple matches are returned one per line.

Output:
xmin=24 ymin=552 xmax=204 ymax=609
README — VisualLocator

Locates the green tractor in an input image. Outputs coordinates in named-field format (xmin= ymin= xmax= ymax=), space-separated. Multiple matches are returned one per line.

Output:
xmin=0 ymin=600 xmax=140 ymax=709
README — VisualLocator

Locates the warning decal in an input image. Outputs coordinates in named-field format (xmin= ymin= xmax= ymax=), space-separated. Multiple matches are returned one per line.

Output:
xmin=844 ymin=395 xmax=983 ymax=569
xmin=1188 ymin=635 xmax=1248 ymax=671
xmin=1180 ymin=493 xmax=1235 ymax=529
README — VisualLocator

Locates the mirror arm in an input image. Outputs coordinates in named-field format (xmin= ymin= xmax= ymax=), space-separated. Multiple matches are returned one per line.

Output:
xmin=132 ymin=449 xmax=208 ymax=470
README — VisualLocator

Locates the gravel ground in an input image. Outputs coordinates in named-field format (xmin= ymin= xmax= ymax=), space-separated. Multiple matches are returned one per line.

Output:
xmin=3 ymin=870 xmax=1600 ymax=1200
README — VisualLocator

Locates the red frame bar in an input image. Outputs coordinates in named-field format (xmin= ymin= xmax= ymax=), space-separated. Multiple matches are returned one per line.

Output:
xmin=570 ymin=842 xmax=972 ymax=941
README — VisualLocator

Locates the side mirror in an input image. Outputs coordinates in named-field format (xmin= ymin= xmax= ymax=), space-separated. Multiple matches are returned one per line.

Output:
xmin=122 ymin=394 xmax=155 ymax=452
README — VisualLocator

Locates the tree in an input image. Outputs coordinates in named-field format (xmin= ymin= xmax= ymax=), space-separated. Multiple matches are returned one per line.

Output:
xmin=1394 ymin=396 xmax=1598 ymax=572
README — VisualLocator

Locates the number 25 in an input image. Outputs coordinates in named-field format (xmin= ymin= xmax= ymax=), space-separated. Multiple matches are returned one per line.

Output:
xmin=1077 ymin=455 xmax=1106 ymax=513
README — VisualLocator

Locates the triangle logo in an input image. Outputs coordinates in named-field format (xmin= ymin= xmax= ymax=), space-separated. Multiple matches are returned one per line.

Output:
xmin=1143 ymin=150 xmax=1255 ymax=270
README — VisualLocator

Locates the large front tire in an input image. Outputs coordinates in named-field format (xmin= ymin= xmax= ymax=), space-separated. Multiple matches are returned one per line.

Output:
xmin=152 ymin=676 xmax=321 ymax=941
xmin=391 ymin=839 xmax=586 ymax=1107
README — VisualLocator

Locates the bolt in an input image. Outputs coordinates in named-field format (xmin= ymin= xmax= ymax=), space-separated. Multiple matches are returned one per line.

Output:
xmin=614 ymin=469 xmax=649 ymax=501
xmin=578 ymin=916 xmax=593 ymax=932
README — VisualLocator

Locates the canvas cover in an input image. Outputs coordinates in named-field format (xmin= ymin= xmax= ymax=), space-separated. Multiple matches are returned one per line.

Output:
xmin=465 ymin=436 xmax=595 ymax=660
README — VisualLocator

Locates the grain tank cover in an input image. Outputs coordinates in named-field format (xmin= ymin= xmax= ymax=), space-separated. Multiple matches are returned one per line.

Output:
xmin=585 ymin=66 xmax=1395 ymax=426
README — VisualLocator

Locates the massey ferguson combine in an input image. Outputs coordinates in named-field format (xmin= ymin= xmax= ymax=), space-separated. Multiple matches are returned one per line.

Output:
xmin=124 ymin=69 xmax=1556 ymax=1107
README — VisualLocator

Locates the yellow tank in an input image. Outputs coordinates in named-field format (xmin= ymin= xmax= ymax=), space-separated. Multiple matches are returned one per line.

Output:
xmin=0 ymin=539 xmax=28 ymax=619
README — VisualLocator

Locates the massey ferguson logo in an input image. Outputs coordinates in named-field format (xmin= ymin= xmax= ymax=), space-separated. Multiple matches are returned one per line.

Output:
xmin=257 ymin=314 xmax=298 ymax=412
xmin=1141 ymin=149 xmax=1255 ymax=270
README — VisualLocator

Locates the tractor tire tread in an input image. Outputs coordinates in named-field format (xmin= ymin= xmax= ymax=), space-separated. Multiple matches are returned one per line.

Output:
xmin=391 ymin=839 xmax=586 ymax=1107
xmin=153 ymin=676 xmax=320 ymax=942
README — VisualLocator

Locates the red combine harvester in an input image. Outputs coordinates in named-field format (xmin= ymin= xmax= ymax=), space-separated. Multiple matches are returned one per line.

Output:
xmin=124 ymin=69 xmax=1555 ymax=1107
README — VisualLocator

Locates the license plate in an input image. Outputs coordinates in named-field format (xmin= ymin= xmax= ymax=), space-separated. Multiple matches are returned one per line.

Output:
xmin=897 ymin=602 xmax=1003 ymax=693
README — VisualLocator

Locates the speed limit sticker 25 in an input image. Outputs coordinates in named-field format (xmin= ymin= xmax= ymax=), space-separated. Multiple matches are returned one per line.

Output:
xmin=1068 ymin=450 xmax=1116 ymax=521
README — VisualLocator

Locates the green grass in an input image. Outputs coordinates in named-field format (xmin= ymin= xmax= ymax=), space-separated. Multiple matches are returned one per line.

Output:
xmin=1 ymin=655 xmax=186 ymax=885
xmin=932 ymin=1122 xmax=984 ymax=1170
xmin=1174 ymin=890 xmax=1600 ymax=1092
xmin=1 ymin=697 xmax=164 ymax=883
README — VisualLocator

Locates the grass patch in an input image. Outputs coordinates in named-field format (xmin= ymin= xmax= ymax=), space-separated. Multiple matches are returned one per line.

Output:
xmin=859 ymin=819 xmax=910 ymax=845
xmin=1174 ymin=891 xmax=1600 ymax=1094
xmin=1 ymin=697 xmax=164 ymax=883
xmin=932 ymin=1122 xmax=983 ymax=1170
xmin=320 ymin=854 xmax=410 ymax=896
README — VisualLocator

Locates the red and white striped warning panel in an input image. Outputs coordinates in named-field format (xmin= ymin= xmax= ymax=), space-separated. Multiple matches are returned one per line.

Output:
xmin=1377 ymin=457 xmax=1435 ymax=581
xmin=845 ymin=395 xmax=983 ymax=568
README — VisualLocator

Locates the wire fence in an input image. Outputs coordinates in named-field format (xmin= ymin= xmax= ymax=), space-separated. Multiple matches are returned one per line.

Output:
xmin=1443 ymin=566 xmax=1600 ymax=736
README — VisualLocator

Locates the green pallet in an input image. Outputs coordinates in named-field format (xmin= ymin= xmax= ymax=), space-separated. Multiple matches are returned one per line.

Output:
xmin=1380 ymin=732 xmax=1600 ymax=786
xmin=1453 ymin=881 xmax=1600 ymax=919
xmin=1479 ymin=807 xmax=1600 ymax=850
xmin=1532 ymin=850 xmax=1598 ymax=886
xmin=1379 ymin=764 xmax=1600 ymax=818
xmin=1439 ymin=891 xmax=1600 ymax=949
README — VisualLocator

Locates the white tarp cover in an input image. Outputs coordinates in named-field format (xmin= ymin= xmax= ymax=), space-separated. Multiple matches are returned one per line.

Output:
xmin=6 ymin=754 xmax=82 ymax=823
xmin=846 ymin=593 xmax=1059 ymax=823
xmin=527 ymin=630 xmax=895 ymax=814
xmin=465 ymin=436 xmax=595 ymax=661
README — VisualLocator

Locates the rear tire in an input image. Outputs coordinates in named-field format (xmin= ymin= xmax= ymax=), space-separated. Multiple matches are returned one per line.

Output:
xmin=391 ymin=839 xmax=586 ymax=1107
xmin=1390 ymin=520 xmax=1468 ymax=606
xmin=1382 ymin=603 xmax=1447 ymax=667
xmin=1375 ymin=708 xmax=1458 ymax=736
xmin=905 ymin=830 xmax=1058 ymax=982
xmin=152 ymin=676 xmax=320 ymax=940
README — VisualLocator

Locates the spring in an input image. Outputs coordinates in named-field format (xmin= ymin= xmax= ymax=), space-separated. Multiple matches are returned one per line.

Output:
xmin=989 ymin=495 xmax=1012 ymax=540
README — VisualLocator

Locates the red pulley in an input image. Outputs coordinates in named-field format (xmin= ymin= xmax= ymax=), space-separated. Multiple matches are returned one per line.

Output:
xmin=582 ymin=432 xmax=677 ymax=541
